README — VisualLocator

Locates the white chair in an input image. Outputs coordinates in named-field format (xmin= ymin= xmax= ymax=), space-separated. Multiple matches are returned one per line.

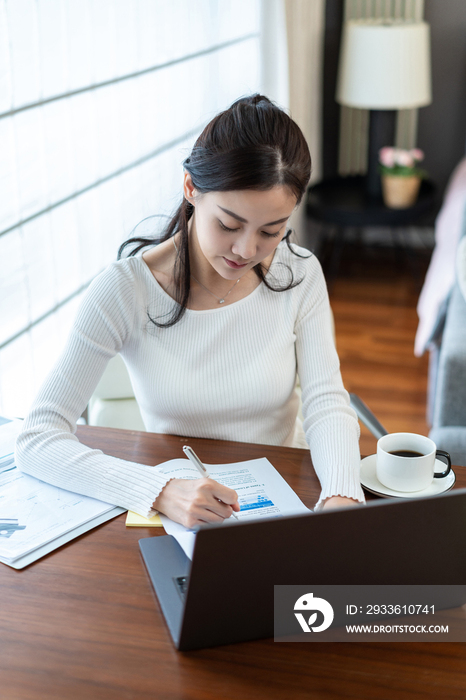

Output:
xmin=87 ymin=354 xmax=145 ymax=431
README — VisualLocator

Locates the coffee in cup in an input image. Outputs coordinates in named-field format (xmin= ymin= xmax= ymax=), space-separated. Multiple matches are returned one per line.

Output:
xmin=376 ymin=433 xmax=451 ymax=492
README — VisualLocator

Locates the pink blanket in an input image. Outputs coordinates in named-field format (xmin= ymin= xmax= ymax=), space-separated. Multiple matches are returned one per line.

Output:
xmin=415 ymin=157 xmax=466 ymax=356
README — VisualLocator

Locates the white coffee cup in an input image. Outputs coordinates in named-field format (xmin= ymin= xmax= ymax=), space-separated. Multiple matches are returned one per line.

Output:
xmin=376 ymin=432 xmax=451 ymax=492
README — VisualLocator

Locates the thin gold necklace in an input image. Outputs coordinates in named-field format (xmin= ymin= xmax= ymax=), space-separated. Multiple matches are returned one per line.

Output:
xmin=173 ymin=237 xmax=240 ymax=304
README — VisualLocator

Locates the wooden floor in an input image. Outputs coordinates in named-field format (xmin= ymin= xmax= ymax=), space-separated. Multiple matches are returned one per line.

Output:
xmin=325 ymin=241 xmax=432 ymax=457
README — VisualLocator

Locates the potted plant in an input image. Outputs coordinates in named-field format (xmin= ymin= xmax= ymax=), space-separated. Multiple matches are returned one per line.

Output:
xmin=378 ymin=147 xmax=427 ymax=209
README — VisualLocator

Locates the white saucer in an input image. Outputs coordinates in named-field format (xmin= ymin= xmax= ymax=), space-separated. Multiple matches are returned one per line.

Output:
xmin=360 ymin=454 xmax=456 ymax=499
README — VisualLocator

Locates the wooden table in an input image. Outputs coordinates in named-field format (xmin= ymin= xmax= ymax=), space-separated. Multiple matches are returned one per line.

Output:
xmin=2 ymin=426 xmax=466 ymax=700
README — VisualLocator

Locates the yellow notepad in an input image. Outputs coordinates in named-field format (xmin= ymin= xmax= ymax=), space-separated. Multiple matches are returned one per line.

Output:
xmin=125 ymin=511 xmax=163 ymax=527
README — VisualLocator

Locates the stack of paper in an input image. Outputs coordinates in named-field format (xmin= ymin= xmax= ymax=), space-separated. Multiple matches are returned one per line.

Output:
xmin=0 ymin=419 xmax=124 ymax=569
xmin=156 ymin=457 xmax=311 ymax=559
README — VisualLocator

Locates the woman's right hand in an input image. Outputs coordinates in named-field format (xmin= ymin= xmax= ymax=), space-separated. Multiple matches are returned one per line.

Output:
xmin=153 ymin=478 xmax=240 ymax=529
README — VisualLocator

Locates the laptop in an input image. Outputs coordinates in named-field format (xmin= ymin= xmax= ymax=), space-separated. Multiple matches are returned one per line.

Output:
xmin=139 ymin=488 xmax=466 ymax=650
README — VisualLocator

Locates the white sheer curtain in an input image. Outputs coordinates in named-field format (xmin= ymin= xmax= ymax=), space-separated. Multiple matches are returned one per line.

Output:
xmin=284 ymin=0 xmax=325 ymax=243
xmin=0 ymin=0 xmax=271 ymax=418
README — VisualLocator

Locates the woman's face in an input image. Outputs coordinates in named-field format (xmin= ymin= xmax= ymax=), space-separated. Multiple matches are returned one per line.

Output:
xmin=185 ymin=175 xmax=297 ymax=281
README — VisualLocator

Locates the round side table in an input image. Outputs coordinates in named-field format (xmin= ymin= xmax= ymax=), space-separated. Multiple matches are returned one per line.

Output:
xmin=306 ymin=176 xmax=437 ymax=284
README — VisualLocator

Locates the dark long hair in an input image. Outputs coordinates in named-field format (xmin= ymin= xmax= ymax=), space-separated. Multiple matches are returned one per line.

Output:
xmin=118 ymin=95 xmax=312 ymax=327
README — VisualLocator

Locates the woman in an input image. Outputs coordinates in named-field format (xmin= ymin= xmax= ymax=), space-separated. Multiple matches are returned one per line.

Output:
xmin=16 ymin=95 xmax=365 ymax=527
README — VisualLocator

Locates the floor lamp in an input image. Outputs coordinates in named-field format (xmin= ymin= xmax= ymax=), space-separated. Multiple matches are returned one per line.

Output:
xmin=335 ymin=19 xmax=432 ymax=199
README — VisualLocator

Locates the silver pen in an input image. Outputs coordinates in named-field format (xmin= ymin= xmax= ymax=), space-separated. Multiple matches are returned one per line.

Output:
xmin=182 ymin=445 xmax=239 ymax=519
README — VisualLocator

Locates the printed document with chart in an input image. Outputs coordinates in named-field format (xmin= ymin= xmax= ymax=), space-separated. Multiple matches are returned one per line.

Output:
xmin=0 ymin=418 xmax=124 ymax=569
xmin=158 ymin=457 xmax=311 ymax=558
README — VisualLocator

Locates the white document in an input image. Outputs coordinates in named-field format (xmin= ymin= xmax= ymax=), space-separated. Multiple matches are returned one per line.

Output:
xmin=0 ymin=468 xmax=123 ymax=566
xmin=158 ymin=457 xmax=311 ymax=559
xmin=0 ymin=418 xmax=124 ymax=568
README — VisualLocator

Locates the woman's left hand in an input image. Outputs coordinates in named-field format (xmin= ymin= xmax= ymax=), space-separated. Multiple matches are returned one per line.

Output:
xmin=321 ymin=496 xmax=361 ymax=510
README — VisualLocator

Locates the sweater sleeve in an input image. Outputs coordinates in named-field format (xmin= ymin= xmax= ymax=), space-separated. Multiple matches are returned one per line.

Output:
xmin=15 ymin=262 xmax=170 ymax=518
xmin=294 ymin=255 xmax=365 ymax=509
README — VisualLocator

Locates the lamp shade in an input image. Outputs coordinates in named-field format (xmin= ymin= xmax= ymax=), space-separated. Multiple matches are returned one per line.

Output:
xmin=336 ymin=19 xmax=432 ymax=109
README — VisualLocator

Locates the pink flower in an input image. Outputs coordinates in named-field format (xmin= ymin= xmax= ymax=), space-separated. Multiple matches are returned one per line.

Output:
xmin=410 ymin=148 xmax=424 ymax=162
xmin=379 ymin=147 xmax=396 ymax=167
xmin=379 ymin=146 xmax=425 ymax=172
xmin=395 ymin=150 xmax=414 ymax=168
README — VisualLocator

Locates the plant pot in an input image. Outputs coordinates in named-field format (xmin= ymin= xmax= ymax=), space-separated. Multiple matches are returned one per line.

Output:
xmin=381 ymin=175 xmax=421 ymax=209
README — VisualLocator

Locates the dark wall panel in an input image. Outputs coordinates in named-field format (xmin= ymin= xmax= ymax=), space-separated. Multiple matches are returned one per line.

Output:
xmin=322 ymin=0 xmax=344 ymax=180
xmin=418 ymin=1 xmax=466 ymax=197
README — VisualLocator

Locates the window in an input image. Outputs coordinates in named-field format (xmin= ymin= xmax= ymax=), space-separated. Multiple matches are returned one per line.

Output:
xmin=0 ymin=0 xmax=273 ymax=417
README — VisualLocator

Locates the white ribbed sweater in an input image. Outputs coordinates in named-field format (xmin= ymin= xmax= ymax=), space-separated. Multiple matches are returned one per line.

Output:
xmin=16 ymin=242 xmax=365 ymax=516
